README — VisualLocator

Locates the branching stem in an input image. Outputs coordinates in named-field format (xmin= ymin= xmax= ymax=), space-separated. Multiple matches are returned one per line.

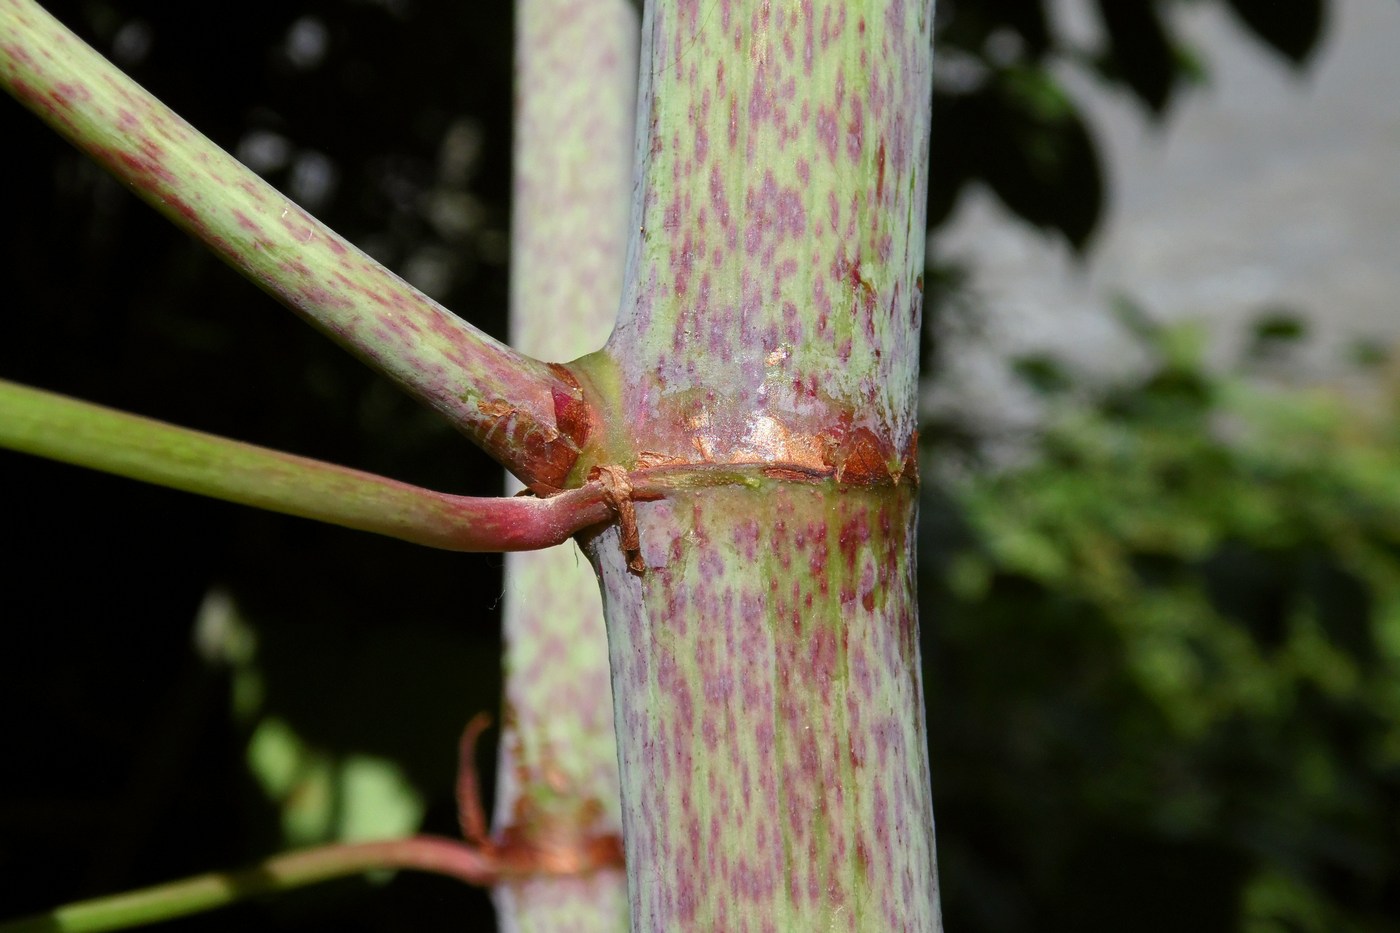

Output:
xmin=0 ymin=0 xmax=584 ymax=488
xmin=0 ymin=379 xmax=816 ymax=555
xmin=0 ymin=379 xmax=609 ymax=551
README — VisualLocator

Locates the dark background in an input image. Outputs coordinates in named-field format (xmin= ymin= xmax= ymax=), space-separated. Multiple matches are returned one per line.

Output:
xmin=4 ymin=1 xmax=1396 ymax=930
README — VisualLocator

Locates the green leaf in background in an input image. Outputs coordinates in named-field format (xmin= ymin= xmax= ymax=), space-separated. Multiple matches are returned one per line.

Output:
xmin=196 ymin=590 xmax=427 ymax=850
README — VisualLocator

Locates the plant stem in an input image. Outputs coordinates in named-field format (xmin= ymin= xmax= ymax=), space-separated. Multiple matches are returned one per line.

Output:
xmin=0 ymin=379 xmax=611 ymax=552
xmin=589 ymin=480 xmax=938 ymax=929
xmin=0 ymin=836 xmax=527 ymax=933
xmin=0 ymin=0 xmax=583 ymax=490
xmin=494 ymin=0 xmax=637 ymax=929
xmin=602 ymin=0 xmax=930 ymax=474
xmin=581 ymin=0 xmax=942 ymax=926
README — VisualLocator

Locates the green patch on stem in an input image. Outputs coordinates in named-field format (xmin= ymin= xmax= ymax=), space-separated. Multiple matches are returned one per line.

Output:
xmin=563 ymin=349 xmax=635 ymax=475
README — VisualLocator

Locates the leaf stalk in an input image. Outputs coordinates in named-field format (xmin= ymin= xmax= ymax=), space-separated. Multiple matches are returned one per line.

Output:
xmin=0 ymin=834 xmax=621 ymax=933
xmin=0 ymin=0 xmax=583 ymax=488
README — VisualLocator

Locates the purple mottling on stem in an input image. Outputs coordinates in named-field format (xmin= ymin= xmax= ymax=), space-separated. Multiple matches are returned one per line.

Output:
xmin=590 ymin=478 xmax=936 ymax=928
xmin=1 ymin=0 xmax=577 ymax=489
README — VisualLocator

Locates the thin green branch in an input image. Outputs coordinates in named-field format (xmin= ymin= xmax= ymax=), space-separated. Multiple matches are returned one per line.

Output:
xmin=0 ymin=836 xmax=499 ymax=933
xmin=0 ymin=0 xmax=584 ymax=490
xmin=0 ymin=379 xmax=612 ymax=551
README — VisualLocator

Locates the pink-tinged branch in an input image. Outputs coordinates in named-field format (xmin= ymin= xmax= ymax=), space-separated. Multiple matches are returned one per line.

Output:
xmin=0 ymin=0 xmax=584 ymax=490
xmin=0 ymin=379 xmax=612 ymax=552
xmin=0 ymin=834 xmax=620 ymax=933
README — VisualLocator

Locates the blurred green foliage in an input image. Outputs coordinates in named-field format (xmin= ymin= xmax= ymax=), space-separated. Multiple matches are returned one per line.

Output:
xmin=924 ymin=307 xmax=1400 ymax=930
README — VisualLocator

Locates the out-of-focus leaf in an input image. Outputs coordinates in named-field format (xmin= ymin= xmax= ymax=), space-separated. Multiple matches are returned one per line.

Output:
xmin=1349 ymin=338 xmax=1389 ymax=369
xmin=1225 ymin=0 xmax=1327 ymax=65
xmin=247 ymin=716 xmax=426 ymax=847
xmin=247 ymin=716 xmax=336 ymax=846
xmin=1304 ymin=555 xmax=1377 ymax=671
xmin=338 ymin=755 xmax=427 ymax=843
xmin=949 ymin=68 xmax=1104 ymax=249
xmin=1094 ymin=0 xmax=1177 ymax=114
xmin=1200 ymin=543 xmax=1292 ymax=652
xmin=1111 ymin=294 xmax=1163 ymax=342
xmin=1013 ymin=354 xmax=1073 ymax=395
xmin=1241 ymin=867 xmax=1355 ymax=933
xmin=1248 ymin=310 xmax=1309 ymax=361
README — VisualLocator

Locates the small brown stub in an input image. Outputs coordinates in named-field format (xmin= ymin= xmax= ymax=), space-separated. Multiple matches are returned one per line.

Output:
xmin=454 ymin=713 xmax=624 ymax=881
xmin=897 ymin=431 xmax=920 ymax=486
xmin=592 ymin=465 xmax=645 ymax=574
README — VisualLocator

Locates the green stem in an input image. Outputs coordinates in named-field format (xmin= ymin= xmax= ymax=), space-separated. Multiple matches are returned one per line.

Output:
xmin=0 ymin=0 xmax=584 ymax=490
xmin=583 ymin=0 xmax=941 ymax=926
xmin=0 ymin=379 xmax=612 ymax=551
xmin=493 ymin=0 xmax=636 ymax=927
xmin=0 ymin=836 xmax=498 ymax=933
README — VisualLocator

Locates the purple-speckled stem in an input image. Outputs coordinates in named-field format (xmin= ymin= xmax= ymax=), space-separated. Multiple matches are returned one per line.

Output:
xmin=589 ymin=0 xmax=931 ymax=479
xmin=579 ymin=1 xmax=941 ymax=928
xmin=588 ymin=482 xmax=937 ymax=930
xmin=0 ymin=0 xmax=583 ymax=491
xmin=493 ymin=0 xmax=635 ymax=929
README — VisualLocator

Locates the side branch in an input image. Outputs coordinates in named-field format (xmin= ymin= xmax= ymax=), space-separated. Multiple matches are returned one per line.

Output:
xmin=0 ymin=379 xmax=611 ymax=552
xmin=0 ymin=834 xmax=622 ymax=933
xmin=0 ymin=0 xmax=583 ymax=489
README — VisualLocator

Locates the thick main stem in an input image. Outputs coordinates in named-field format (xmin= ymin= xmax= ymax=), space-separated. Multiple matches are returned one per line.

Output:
xmin=583 ymin=0 xmax=940 ymax=928
xmin=589 ymin=481 xmax=936 ymax=929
